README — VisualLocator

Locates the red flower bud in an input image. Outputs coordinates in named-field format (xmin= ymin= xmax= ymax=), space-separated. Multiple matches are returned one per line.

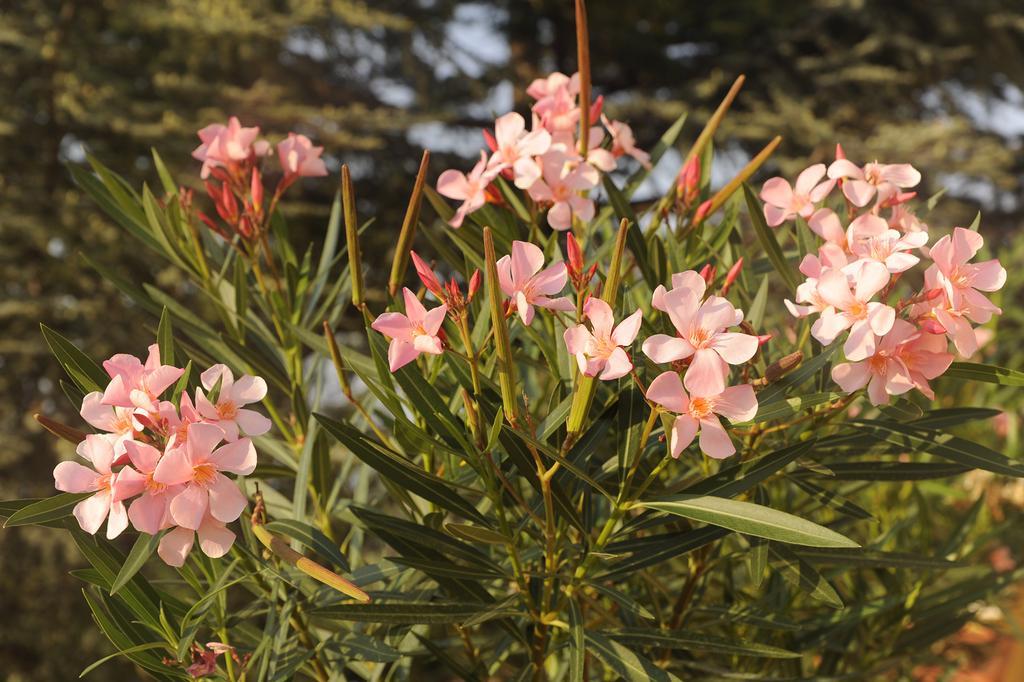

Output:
xmin=720 ymin=257 xmax=743 ymax=296
xmin=698 ymin=263 xmax=716 ymax=286
xmin=676 ymin=156 xmax=701 ymax=208
xmin=835 ymin=143 xmax=846 ymax=161
xmin=467 ymin=269 xmax=482 ymax=301
xmin=693 ymin=199 xmax=712 ymax=223
xmin=250 ymin=167 xmax=263 ymax=214
xmin=410 ymin=250 xmax=444 ymax=298
xmin=589 ymin=95 xmax=604 ymax=124
xmin=757 ymin=333 xmax=772 ymax=347
xmin=482 ymin=128 xmax=498 ymax=153
xmin=566 ymin=232 xmax=583 ymax=279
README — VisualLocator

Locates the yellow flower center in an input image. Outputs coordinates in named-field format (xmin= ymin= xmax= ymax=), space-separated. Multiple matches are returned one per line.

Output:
xmin=689 ymin=397 xmax=714 ymax=419
xmin=193 ymin=463 xmax=218 ymax=487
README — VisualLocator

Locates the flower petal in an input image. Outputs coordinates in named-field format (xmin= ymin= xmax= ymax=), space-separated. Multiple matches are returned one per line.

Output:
xmin=683 ymin=349 xmax=728 ymax=397
xmin=169 ymin=484 xmax=208 ymax=530
xmin=698 ymin=417 xmax=735 ymax=459
xmin=158 ymin=526 xmax=195 ymax=567
xmin=208 ymin=474 xmax=247 ymax=523
xmin=670 ymin=415 xmax=699 ymax=458
xmin=54 ymin=461 xmax=98 ymax=493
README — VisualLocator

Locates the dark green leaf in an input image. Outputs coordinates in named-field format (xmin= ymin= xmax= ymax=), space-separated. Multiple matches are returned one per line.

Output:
xmin=110 ymin=532 xmax=161 ymax=595
xmin=607 ymin=628 xmax=801 ymax=658
xmin=943 ymin=362 xmax=1024 ymax=386
xmin=3 ymin=492 xmax=91 ymax=528
xmin=743 ymin=183 xmax=799 ymax=290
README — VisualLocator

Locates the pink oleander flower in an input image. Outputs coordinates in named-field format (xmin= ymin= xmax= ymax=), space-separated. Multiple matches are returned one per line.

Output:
xmin=496 ymin=240 xmax=574 ymax=325
xmin=277 ymin=132 xmax=328 ymax=179
xmin=153 ymin=423 xmax=256 ymax=531
xmin=848 ymin=224 xmax=928 ymax=275
xmin=437 ymin=151 xmax=496 ymax=228
xmin=158 ymin=512 xmax=236 ymax=568
xmin=651 ymin=270 xmax=707 ymax=313
xmin=642 ymin=287 xmax=758 ymax=396
xmin=486 ymin=112 xmax=551 ymax=189
xmin=926 ymin=227 xmax=1006 ymax=324
xmin=811 ymin=261 xmax=895 ymax=361
xmin=528 ymin=152 xmax=596 ymax=230
xmin=371 ymin=287 xmax=447 ymax=371
xmin=832 ymin=319 xmax=953 ymax=405
xmin=827 ymin=160 xmax=921 ymax=207
xmin=532 ymin=82 xmax=580 ymax=133
xmin=148 ymin=393 xmax=201 ymax=451
xmin=646 ymin=371 xmax=757 ymax=459
xmin=563 ymin=298 xmax=643 ymax=381
xmin=101 ymin=344 xmax=184 ymax=412
xmin=888 ymin=203 xmax=928 ymax=234
xmin=526 ymin=71 xmax=579 ymax=103
xmin=548 ymin=127 xmax=613 ymax=178
xmin=759 ymin=164 xmax=835 ymax=227
xmin=195 ymin=364 xmax=271 ymax=442
xmin=118 ymin=440 xmax=182 ymax=535
xmin=79 ymin=391 xmax=142 ymax=455
xmin=601 ymin=115 xmax=651 ymax=169
xmin=192 ymin=117 xmax=268 ymax=179
xmin=785 ymin=260 xmax=830 ymax=320
xmin=53 ymin=434 xmax=139 ymax=539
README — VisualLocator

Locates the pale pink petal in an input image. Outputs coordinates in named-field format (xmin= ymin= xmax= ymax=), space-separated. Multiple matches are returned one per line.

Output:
xmin=831 ymin=361 xmax=871 ymax=393
xmin=569 ymin=195 xmax=595 ymax=222
xmin=710 ymin=332 xmax=758 ymax=365
xmin=854 ymin=262 xmax=890 ymax=301
xmin=563 ymin=326 xmax=593 ymax=355
xmin=129 ymin=494 xmax=169 ymax=535
xmin=684 ymin=349 xmax=728 ymax=397
xmin=106 ymin=500 xmax=129 ymax=540
xmin=969 ymin=259 xmax=1007 ymax=292
xmin=670 ymin=415 xmax=699 ymax=458
xmin=611 ymin=309 xmax=643 ymax=346
xmin=843 ymin=180 xmax=876 ymax=207
xmin=547 ymin=201 xmax=572 ymax=230
xmin=816 ymin=270 xmax=855 ymax=309
xmin=880 ymin=164 xmax=921 ymax=187
xmin=646 ymin=371 xmax=688 ymax=413
xmin=78 ymin=434 xmax=116 ymax=474
xmin=694 ymin=297 xmax=740 ymax=334
xmin=764 ymin=204 xmax=790 ymax=228
xmin=188 ymin=423 xmax=225 ymax=462
xmin=583 ymin=298 xmax=615 ymax=337
xmin=844 ymin=319 xmax=877 ymax=362
xmin=663 ymin=288 xmax=701 ymax=336
xmin=207 ymin=474 xmax=247 ymax=523
xmin=511 ymin=241 xmax=545 ymax=286
xmin=153 ymin=448 xmax=194 ymax=486
xmin=158 ymin=526 xmax=195 ymax=567
xmin=402 ymin=288 xmax=428 ymax=326
xmin=54 ymin=461 xmax=99 ymax=493
xmin=146 ymin=365 xmax=185 ymax=398
xmin=531 ymin=262 xmax=569 ymax=296
xmin=231 ymin=375 xmax=267 ymax=404
xmin=827 ymin=159 xmax=864 ymax=181
xmin=200 ymin=364 xmax=233 ymax=392
xmin=371 ymin=312 xmax=414 ymax=342
xmin=808 ymin=178 xmax=836 ymax=202
xmin=599 ymin=347 xmax=633 ymax=380
xmin=698 ymin=417 xmax=735 ymax=459
xmin=812 ymin=308 xmax=852 ymax=344
xmin=388 ymin=340 xmax=420 ymax=371
xmin=642 ymin=334 xmax=693 ymax=364
xmin=794 ymin=164 xmax=826 ymax=195
xmin=235 ymin=409 xmax=271 ymax=437
xmin=412 ymin=334 xmax=444 ymax=354
xmin=534 ymin=295 xmax=575 ymax=312
xmin=197 ymin=518 xmax=236 ymax=559
xmin=759 ymin=177 xmax=794 ymax=208
xmin=866 ymin=303 xmax=896 ymax=336
xmin=73 ymin=492 xmax=110 ymax=535
xmin=515 ymin=292 xmax=535 ymax=326
xmin=436 ymin=170 xmax=471 ymax=200
xmin=494 ymin=112 xmax=526 ymax=145
xmin=496 ymin=255 xmax=515 ymax=295
xmin=211 ymin=438 xmax=257 ymax=475
xmin=866 ymin=374 xmax=892 ymax=406
xmin=809 ymin=209 xmax=845 ymax=244
xmin=123 ymin=441 xmax=162 ymax=474
xmin=112 ymin=467 xmax=147 ymax=501
xmin=80 ymin=392 xmax=116 ymax=431
xmin=169 ymin=484 xmax=208 ymax=530
xmin=715 ymin=384 xmax=758 ymax=422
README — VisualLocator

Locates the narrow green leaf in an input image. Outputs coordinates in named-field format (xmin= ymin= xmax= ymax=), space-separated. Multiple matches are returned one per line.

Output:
xmin=316 ymin=414 xmax=489 ymax=525
xmin=110 ymin=532 xmax=161 ymax=595
xmin=585 ymin=631 xmax=682 ymax=682
xmin=743 ymin=183 xmax=799 ymax=290
xmin=638 ymin=495 xmax=859 ymax=548
xmin=795 ymin=548 xmax=963 ymax=570
xmin=607 ymin=628 xmax=801 ymax=659
xmin=568 ymin=598 xmax=585 ymax=682
xmin=769 ymin=544 xmax=843 ymax=608
xmin=808 ymin=461 xmax=970 ymax=481
xmin=944 ymin=361 xmax=1024 ymax=386
xmin=3 ymin=492 xmax=91 ymax=528
xmin=40 ymin=324 xmax=109 ymax=393
xmin=312 ymin=601 xmax=497 ymax=624
xmin=79 ymin=642 xmax=170 ymax=678
xmin=445 ymin=522 xmax=510 ymax=546
xmin=156 ymin=307 xmax=174 ymax=366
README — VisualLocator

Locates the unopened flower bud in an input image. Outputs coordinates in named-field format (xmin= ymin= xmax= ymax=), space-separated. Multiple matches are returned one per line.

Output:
xmin=410 ymin=250 xmax=445 ymax=298
xmin=698 ymin=263 xmax=716 ymax=286
xmin=835 ymin=143 xmax=846 ymax=161
xmin=566 ymin=232 xmax=583 ymax=279
xmin=482 ymin=127 xmax=498 ymax=153
xmin=720 ymin=257 xmax=744 ymax=296
xmin=757 ymin=333 xmax=772 ymax=346
xmin=250 ymin=167 xmax=264 ymax=214
xmin=468 ymin=269 xmax=482 ymax=301
xmin=589 ymin=94 xmax=604 ymax=124
xmin=693 ymin=199 xmax=712 ymax=223
xmin=764 ymin=350 xmax=803 ymax=383
xmin=676 ymin=156 xmax=701 ymax=209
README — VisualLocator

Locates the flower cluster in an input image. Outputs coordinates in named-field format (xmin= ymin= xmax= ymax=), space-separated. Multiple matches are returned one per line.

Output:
xmin=193 ymin=117 xmax=327 ymax=241
xmin=437 ymin=71 xmax=649 ymax=230
xmin=762 ymin=149 xmax=1006 ymax=405
xmin=53 ymin=345 xmax=269 ymax=566
xmin=374 ymin=238 xmax=761 ymax=460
